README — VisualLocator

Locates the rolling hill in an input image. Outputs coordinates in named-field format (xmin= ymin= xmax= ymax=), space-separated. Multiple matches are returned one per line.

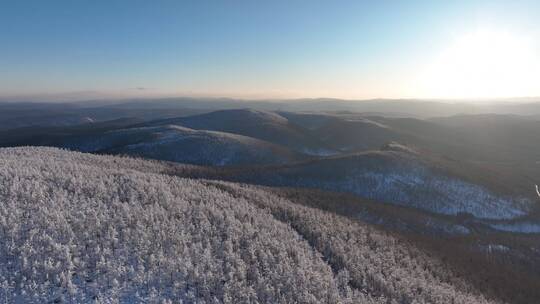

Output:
xmin=188 ymin=143 xmax=535 ymax=219
xmin=144 ymin=109 xmax=333 ymax=154
xmin=0 ymin=101 xmax=209 ymax=130
xmin=59 ymin=125 xmax=306 ymax=166
xmin=0 ymin=146 xmax=523 ymax=303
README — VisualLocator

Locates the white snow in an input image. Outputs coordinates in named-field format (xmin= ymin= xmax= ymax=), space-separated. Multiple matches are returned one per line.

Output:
xmin=489 ymin=222 xmax=540 ymax=234
xmin=280 ymin=165 xmax=530 ymax=219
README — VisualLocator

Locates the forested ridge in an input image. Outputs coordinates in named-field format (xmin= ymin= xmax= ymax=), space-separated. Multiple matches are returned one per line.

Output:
xmin=0 ymin=147 xmax=520 ymax=303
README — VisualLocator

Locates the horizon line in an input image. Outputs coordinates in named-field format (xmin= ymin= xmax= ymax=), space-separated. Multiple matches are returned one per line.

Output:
xmin=1 ymin=91 xmax=540 ymax=104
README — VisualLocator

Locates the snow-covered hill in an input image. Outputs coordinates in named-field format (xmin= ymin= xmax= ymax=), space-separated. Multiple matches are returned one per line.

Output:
xmin=0 ymin=147 xmax=500 ymax=303
xmin=145 ymin=109 xmax=331 ymax=154
xmin=60 ymin=125 xmax=305 ymax=166
xmin=205 ymin=148 xmax=532 ymax=219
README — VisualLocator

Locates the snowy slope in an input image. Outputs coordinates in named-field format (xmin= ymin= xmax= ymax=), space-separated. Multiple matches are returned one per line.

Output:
xmin=0 ymin=147 xmax=499 ymax=303
xmin=489 ymin=221 xmax=540 ymax=233
xmin=211 ymin=149 xmax=532 ymax=219
xmin=144 ymin=109 xmax=331 ymax=154
xmin=61 ymin=125 xmax=305 ymax=166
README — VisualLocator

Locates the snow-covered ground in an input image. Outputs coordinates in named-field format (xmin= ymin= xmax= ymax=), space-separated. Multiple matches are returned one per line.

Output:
xmin=335 ymin=168 xmax=530 ymax=219
xmin=0 ymin=147 xmax=496 ymax=303
xmin=489 ymin=222 xmax=540 ymax=233
xmin=247 ymin=157 xmax=531 ymax=219
xmin=62 ymin=125 xmax=303 ymax=166
xmin=356 ymin=211 xmax=471 ymax=235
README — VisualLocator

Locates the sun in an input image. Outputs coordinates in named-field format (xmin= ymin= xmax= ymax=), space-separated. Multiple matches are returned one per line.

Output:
xmin=419 ymin=29 xmax=540 ymax=99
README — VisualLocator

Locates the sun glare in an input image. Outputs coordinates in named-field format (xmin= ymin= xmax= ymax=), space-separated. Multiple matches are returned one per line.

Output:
xmin=419 ymin=29 xmax=540 ymax=99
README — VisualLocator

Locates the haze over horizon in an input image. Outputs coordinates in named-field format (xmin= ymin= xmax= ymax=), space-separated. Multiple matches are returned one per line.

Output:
xmin=2 ymin=91 xmax=540 ymax=105
xmin=2 ymin=0 xmax=540 ymax=101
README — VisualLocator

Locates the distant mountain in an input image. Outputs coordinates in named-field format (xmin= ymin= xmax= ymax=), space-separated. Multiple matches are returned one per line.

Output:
xmin=424 ymin=114 xmax=540 ymax=183
xmin=60 ymin=125 xmax=306 ymax=166
xmin=144 ymin=109 xmax=333 ymax=154
xmin=96 ymin=96 xmax=540 ymax=117
xmin=0 ymin=117 xmax=146 ymax=147
xmin=316 ymin=117 xmax=411 ymax=151
xmin=193 ymin=143 xmax=534 ymax=219
xmin=282 ymin=112 xmax=540 ymax=187
xmin=2 ymin=106 xmax=540 ymax=213
xmin=278 ymin=111 xmax=465 ymax=153
xmin=3 ymin=97 xmax=540 ymax=129
xmin=428 ymin=114 xmax=540 ymax=161
xmin=0 ymin=101 xmax=209 ymax=130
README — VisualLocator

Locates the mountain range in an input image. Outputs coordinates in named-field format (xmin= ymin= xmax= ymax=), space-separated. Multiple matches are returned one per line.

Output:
xmin=1 ymin=99 xmax=540 ymax=303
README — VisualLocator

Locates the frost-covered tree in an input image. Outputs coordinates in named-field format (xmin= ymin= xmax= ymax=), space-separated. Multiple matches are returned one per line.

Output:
xmin=0 ymin=147 xmax=508 ymax=303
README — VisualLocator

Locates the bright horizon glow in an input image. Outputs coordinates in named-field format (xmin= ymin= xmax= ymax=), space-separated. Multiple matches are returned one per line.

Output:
xmin=418 ymin=29 xmax=540 ymax=99
xmin=1 ymin=1 xmax=539 ymax=101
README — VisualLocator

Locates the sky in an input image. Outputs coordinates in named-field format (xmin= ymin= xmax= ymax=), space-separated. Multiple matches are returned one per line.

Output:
xmin=1 ymin=0 xmax=539 ymax=100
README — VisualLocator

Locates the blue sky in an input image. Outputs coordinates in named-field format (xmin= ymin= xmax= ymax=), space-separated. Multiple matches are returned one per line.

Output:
xmin=1 ymin=0 xmax=539 ymax=100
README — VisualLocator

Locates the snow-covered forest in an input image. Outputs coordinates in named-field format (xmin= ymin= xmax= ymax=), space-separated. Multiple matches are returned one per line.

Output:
xmin=190 ymin=151 xmax=533 ymax=220
xmin=3 ymin=0 xmax=540 ymax=302
xmin=0 ymin=147 xmax=513 ymax=303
